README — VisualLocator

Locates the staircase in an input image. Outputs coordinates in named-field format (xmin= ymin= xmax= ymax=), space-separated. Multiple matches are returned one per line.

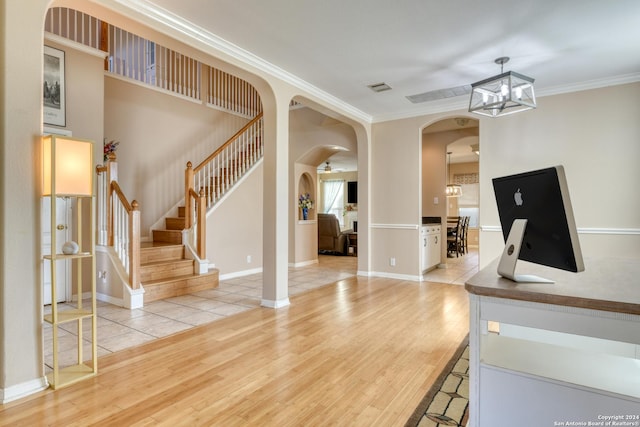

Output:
xmin=141 ymin=206 xmax=218 ymax=302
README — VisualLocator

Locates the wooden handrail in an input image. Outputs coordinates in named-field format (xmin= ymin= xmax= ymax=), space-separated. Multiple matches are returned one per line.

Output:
xmin=193 ymin=112 xmax=263 ymax=173
xmin=111 ymin=181 xmax=134 ymax=212
xmin=185 ymin=112 xmax=263 ymax=259
xmin=96 ymin=154 xmax=140 ymax=290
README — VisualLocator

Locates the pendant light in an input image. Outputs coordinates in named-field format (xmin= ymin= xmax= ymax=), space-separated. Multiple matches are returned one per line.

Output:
xmin=446 ymin=151 xmax=462 ymax=197
xmin=468 ymin=57 xmax=536 ymax=118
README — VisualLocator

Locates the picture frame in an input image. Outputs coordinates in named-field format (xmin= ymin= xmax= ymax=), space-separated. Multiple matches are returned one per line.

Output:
xmin=43 ymin=46 xmax=66 ymax=126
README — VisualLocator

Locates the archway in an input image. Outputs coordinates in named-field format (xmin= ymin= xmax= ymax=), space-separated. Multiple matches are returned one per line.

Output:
xmin=421 ymin=116 xmax=480 ymax=284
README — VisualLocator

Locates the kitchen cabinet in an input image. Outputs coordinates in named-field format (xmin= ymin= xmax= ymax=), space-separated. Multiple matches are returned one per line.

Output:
xmin=421 ymin=224 xmax=441 ymax=272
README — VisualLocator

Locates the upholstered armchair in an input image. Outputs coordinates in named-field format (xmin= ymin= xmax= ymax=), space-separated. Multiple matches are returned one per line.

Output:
xmin=317 ymin=213 xmax=351 ymax=255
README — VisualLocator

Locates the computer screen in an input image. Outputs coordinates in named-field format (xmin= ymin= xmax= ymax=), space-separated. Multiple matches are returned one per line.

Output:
xmin=492 ymin=165 xmax=584 ymax=283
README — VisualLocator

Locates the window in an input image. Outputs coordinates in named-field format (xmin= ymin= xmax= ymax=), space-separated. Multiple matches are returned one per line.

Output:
xmin=458 ymin=183 xmax=479 ymax=227
xmin=322 ymin=179 xmax=345 ymax=227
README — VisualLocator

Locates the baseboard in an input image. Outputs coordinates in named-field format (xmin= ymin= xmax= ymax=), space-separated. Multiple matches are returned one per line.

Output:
xmin=261 ymin=298 xmax=291 ymax=308
xmin=1 ymin=377 xmax=48 ymax=404
xmin=96 ymin=292 xmax=123 ymax=307
xmin=219 ymin=267 xmax=263 ymax=281
xmin=369 ymin=271 xmax=421 ymax=282
xmin=290 ymin=259 xmax=319 ymax=268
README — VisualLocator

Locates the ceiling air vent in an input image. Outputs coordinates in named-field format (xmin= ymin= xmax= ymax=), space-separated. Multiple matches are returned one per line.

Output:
xmin=368 ymin=82 xmax=392 ymax=93
xmin=406 ymin=84 xmax=471 ymax=103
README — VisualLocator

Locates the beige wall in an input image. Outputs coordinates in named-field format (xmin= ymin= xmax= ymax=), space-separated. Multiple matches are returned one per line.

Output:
xmin=1 ymin=0 xmax=52 ymax=398
xmin=374 ymin=84 xmax=640 ymax=278
xmin=479 ymin=82 xmax=640 ymax=267
xmin=371 ymin=116 xmax=423 ymax=277
xmin=43 ymin=39 xmax=106 ymax=296
xmin=104 ymin=77 xmax=249 ymax=235
xmin=207 ymin=163 xmax=263 ymax=277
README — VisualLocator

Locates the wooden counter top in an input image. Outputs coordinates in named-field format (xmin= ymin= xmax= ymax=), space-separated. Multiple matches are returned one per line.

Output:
xmin=465 ymin=257 xmax=640 ymax=315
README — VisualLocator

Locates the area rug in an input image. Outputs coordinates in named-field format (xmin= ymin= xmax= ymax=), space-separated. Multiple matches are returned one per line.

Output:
xmin=405 ymin=334 xmax=469 ymax=427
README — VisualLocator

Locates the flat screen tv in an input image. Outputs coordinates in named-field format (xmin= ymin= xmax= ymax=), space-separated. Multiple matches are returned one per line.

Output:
xmin=347 ymin=181 xmax=357 ymax=204
xmin=492 ymin=165 xmax=584 ymax=283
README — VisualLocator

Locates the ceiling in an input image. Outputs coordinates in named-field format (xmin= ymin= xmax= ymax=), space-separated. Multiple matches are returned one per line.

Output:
xmin=140 ymin=0 xmax=640 ymax=122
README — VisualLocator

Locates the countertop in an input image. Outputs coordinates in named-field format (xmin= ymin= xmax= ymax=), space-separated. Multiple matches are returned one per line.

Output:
xmin=421 ymin=216 xmax=441 ymax=225
xmin=465 ymin=257 xmax=640 ymax=315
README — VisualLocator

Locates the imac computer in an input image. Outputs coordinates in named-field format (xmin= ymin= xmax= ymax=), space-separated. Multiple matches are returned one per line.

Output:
xmin=492 ymin=165 xmax=584 ymax=283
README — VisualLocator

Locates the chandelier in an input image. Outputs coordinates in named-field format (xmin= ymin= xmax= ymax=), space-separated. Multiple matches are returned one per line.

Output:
xmin=468 ymin=57 xmax=536 ymax=118
xmin=446 ymin=152 xmax=462 ymax=197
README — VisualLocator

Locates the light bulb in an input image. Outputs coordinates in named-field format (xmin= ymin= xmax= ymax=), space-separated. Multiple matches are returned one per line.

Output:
xmin=501 ymin=83 xmax=509 ymax=96
xmin=515 ymin=87 xmax=523 ymax=99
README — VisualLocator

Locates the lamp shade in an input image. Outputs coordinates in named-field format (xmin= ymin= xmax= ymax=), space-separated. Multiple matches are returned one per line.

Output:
xmin=43 ymin=135 xmax=94 ymax=196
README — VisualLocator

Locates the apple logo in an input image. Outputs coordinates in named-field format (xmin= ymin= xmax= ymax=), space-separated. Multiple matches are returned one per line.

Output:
xmin=514 ymin=188 xmax=523 ymax=206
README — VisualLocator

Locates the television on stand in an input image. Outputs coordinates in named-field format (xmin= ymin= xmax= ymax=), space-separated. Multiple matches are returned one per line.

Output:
xmin=492 ymin=165 xmax=584 ymax=283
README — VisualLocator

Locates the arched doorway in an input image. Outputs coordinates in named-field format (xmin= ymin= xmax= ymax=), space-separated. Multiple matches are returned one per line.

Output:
xmin=421 ymin=117 xmax=480 ymax=284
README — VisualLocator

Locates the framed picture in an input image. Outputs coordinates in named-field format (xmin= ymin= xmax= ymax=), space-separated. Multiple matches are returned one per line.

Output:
xmin=43 ymin=46 xmax=66 ymax=126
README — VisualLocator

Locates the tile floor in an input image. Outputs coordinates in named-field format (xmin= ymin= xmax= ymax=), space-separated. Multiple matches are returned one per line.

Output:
xmin=44 ymin=250 xmax=478 ymax=371
xmin=422 ymin=247 xmax=479 ymax=285
xmin=44 ymin=254 xmax=358 ymax=371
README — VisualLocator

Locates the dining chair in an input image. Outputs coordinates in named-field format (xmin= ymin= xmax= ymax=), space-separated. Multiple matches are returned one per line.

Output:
xmin=447 ymin=216 xmax=462 ymax=257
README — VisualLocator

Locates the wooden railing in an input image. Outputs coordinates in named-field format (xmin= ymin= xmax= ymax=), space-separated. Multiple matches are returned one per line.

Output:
xmin=186 ymin=186 xmax=207 ymax=259
xmin=184 ymin=112 xmax=264 ymax=256
xmin=96 ymin=154 xmax=140 ymax=289
xmin=45 ymin=7 xmax=262 ymax=117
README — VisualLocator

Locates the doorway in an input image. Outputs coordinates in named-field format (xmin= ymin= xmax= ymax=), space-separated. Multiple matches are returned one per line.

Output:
xmin=421 ymin=117 xmax=480 ymax=284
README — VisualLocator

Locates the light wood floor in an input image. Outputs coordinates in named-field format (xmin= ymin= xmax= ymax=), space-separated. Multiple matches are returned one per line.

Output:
xmin=1 ymin=275 xmax=469 ymax=426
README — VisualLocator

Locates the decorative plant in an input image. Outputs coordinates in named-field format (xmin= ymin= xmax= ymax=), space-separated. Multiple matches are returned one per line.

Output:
xmin=103 ymin=138 xmax=120 ymax=162
xmin=298 ymin=193 xmax=313 ymax=210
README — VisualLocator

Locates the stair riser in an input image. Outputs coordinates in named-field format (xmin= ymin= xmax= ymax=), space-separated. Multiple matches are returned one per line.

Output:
xmin=140 ymin=246 xmax=184 ymax=263
xmin=152 ymin=230 xmax=183 ymax=244
xmin=165 ymin=217 xmax=185 ymax=230
xmin=140 ymin=261 xmax=194 ymax=282
xmin=143 ymin=272 xmax=219 ymax=303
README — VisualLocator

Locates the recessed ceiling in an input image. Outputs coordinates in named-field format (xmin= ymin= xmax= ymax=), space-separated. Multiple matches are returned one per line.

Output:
xmin=139 ymin=0 xmax=640 ymax=121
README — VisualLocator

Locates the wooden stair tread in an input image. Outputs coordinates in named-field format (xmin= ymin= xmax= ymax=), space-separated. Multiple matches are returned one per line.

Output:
xmin=141 ymin=242 xmax=182 ymax=249
xmin=140 ymin=258 xmax=193 ymax=268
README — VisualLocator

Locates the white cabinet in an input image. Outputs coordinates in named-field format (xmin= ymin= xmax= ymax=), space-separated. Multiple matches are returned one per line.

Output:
xmin=421 ymin=225 xmax=441 ymax=272
xmin=466 ymin=258 xmax=640 ymax=427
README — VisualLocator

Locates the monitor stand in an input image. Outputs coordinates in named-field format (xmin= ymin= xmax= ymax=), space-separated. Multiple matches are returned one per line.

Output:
xmin=497 ymin=219 xmax=555 ymax=283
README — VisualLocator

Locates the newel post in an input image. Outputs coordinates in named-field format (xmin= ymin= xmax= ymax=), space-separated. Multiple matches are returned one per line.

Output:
xmin=197 ymin=188 xmax=206 ymax=259
xmin=129 ymin=200 xmax=140 ymax=290
xmin=185 ymin=161 xmax=194 ymax=229
xmin=106 ymin=152 xmax=118 ymax=246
